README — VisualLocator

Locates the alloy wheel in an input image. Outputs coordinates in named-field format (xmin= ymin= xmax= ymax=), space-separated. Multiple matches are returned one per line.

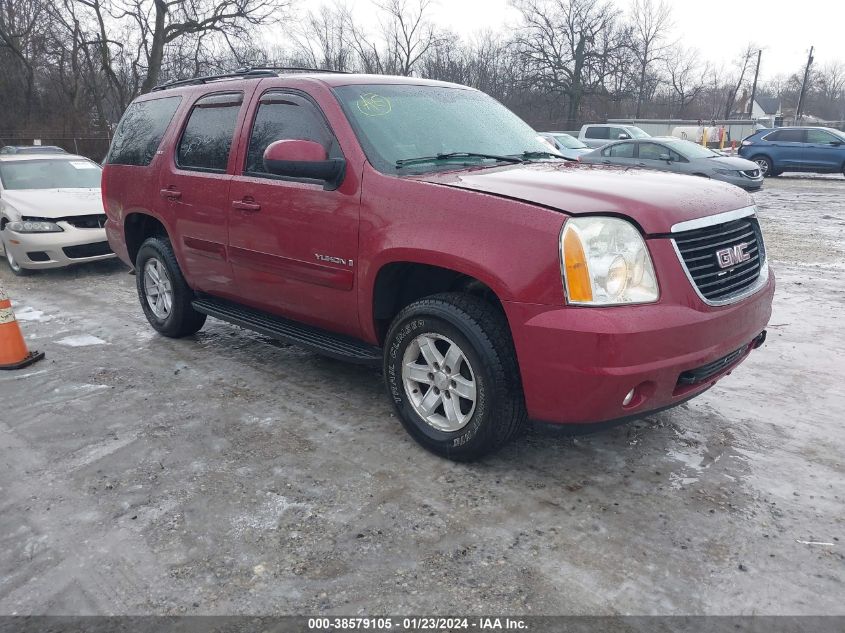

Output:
xmin=402 ymin=332 xmax=477 ymax=432
xmin=143 ymin=257 xmax=173 ymax=319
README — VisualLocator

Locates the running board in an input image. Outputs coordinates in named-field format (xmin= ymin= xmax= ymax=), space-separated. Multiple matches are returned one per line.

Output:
xmin=192 ymin=296 xmax=382 ymax=365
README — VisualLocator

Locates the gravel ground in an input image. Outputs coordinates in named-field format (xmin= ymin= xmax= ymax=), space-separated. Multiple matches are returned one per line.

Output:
xmin=0 ymin=174 xmax=843 ymax=616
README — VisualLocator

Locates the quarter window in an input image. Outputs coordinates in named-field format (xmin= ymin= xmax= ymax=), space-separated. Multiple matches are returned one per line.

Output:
xmin=245 ymin=92 xmax=339 ymax=176
xmin=603 ymin=142 xmax=635 ymax=158
xmin=106 ymin=96 xmax=181 ymax=166
xmin=177 ymin=92 xmax=243 ymax=172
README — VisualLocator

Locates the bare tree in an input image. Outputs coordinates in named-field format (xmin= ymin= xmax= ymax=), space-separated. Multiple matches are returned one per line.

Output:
xmin=629 ymin=0 xmax=672 ymax=118
xmin=665 ymin=44 xmax=706 ymax=117
xmin=722 ymin=44 xmax=755 ymax=119
xmin=513 ymin=0 xmax=621 ymax=125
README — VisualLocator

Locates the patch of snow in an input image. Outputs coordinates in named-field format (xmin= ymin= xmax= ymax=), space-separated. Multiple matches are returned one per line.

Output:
xmin=14 ymin=307 xmax=52 ymax=322
xmin=56 ymin=334 xmax=106 ymax=347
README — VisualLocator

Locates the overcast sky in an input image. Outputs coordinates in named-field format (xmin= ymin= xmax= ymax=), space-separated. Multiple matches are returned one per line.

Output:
xmin=338 ymin=0 xmax=843 ymax=82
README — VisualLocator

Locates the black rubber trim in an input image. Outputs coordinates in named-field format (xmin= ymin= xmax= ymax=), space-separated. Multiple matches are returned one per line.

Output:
xmin=530 ymin=390 xmax=707 ymax=436
xmin=192 ymin=295 xmax=382 ymax=365
xmin=0 ymin=350 xmax=45 ymax=371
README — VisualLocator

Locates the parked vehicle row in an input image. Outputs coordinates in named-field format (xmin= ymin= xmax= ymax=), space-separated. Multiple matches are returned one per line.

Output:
xmin=98 ymin=70 xmax=773 ymax=460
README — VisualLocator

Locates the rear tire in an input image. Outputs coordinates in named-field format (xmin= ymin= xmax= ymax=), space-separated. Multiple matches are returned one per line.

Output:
xmin=384 ymin=292 xmax=526 ymax=461
xmin=135 ymin=236 xmax=206 ymax=337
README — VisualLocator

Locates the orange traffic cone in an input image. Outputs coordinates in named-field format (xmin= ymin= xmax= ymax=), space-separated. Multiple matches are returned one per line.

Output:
xmin=0 ymin=284 xmax=45 ymax=370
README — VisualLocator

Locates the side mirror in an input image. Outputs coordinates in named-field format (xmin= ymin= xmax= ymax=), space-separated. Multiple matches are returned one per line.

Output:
xmin=263 ymin=140 xmax=345 ymax=191
xmin=618 ymin=133 xmax=631 ymax=140
xmin=659 ymin=153 xmax=672 ymax=162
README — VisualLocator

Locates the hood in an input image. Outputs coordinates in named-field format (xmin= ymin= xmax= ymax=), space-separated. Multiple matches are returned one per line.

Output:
xmin=707 ymin=155 xmax=761 ymax=171
xmin=416 ymin=162 xmax=752 ymax=234
xmin=0 ymin=188 xmax=103 ymax=219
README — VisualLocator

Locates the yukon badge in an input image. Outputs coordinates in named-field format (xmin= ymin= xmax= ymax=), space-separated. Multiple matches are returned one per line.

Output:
xmin=315 ymin=253 xmax=354 ymax=267
xmin=716 ymin=243 xmax=751 ymax=269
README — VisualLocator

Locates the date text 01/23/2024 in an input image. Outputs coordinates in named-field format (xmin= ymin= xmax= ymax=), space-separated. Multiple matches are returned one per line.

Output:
xmin=307 ymin=617 xmax=528 ymax=630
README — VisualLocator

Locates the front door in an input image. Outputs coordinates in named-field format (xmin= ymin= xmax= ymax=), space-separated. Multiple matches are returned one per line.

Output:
xmin=228 ymin=89 xmax=361 ymax=337
xmin=803 ymin=128 xmax=845 ymax=172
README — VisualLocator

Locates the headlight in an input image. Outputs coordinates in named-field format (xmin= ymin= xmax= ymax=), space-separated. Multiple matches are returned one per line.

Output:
xmin=713 ymin=169 xmax=740 ymax=176
xmin=561 ymin=216 xmax=659 ymax=305
xmin=7 ymin=220 xmax=63 ymax=233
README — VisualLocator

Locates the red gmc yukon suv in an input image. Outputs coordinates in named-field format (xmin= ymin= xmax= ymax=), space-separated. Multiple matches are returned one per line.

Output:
xmin=102 ymin=69 xmax=774 ymax=460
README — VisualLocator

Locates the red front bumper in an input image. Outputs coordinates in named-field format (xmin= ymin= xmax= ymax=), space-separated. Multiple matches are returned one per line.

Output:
xmin=504 ymin=272 xmax=775 ymax=425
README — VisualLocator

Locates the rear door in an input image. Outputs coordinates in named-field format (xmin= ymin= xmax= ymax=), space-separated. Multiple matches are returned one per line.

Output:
xmin=803 ymin=128 xmax=844 ymax=172
xmin=227 ymin=88 xmax=361 ymax=336
xmin=763 ymin=128 xmax=805 ymax=170
xmin=599 ymin=141 xmax=637 ymax=167
xmin=159 ymin=90 xmax=253 ymax=294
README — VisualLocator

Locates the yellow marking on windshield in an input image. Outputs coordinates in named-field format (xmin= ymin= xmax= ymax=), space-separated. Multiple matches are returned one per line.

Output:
xmin=357 ymin=93 xmax=392 ymax=117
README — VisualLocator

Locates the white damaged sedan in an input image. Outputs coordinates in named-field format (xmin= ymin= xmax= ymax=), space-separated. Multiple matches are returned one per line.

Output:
xmin=0 ymin=151 xmax=114 ymax=275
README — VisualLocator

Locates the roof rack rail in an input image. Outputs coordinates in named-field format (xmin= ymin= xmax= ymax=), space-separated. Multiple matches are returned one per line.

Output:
xmin=151 ymin=66 xmax=349 ymax=92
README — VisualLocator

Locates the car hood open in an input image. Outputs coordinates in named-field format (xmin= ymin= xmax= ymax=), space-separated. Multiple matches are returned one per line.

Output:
xmin=416 ymin=162 xmax=752 ymax=234
xmin=0 ymin=188 xmax=103 ymax=219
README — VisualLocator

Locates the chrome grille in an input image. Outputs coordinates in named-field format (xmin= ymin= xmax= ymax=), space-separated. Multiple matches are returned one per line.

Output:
xmin=673 ymin=217 xmax=765 ymax=303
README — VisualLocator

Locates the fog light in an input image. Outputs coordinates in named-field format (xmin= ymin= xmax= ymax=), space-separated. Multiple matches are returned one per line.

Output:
xmin=622 ymin=388 xmax=635 ymax=406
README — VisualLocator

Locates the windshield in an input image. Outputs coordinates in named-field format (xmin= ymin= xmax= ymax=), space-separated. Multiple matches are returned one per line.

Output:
xmin=0 ymin=158 xmax=102 ymax=190
xmin=627 ymin=127 xmax=650 ymax=139
xmin=662 ymin=139 xmax=719 ymax=159
xmin=553 ymin=134 xmax=587 ymax=149
xmin=334 ymin=84 xmax=553 ymax=173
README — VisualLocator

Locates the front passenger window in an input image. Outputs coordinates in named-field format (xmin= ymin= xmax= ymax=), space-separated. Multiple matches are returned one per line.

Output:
xmin=245 ymin=92 xmax=340 ymax=177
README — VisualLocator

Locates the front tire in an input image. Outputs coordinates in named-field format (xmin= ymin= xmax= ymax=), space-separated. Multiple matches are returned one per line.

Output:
xmin=752 ymin=155 xmax=775 ymax=177
xmin=135 ymin=236 xmax=206 ymax=337
xmin=1 ymin=234 xmax=30 ymax=276
xmin=384 ymin=293 xmax=526 ymax=461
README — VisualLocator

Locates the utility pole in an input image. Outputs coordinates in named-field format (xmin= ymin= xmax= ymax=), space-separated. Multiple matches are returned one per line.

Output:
xmin=795 ymin=46 xmax=814 ymax=124
xmin=747 ymin=49 xmax=762 ymax=119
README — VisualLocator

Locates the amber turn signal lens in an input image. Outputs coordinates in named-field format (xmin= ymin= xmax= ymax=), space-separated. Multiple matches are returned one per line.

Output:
xmin=563 ymin=226 xmax=593 ymax=303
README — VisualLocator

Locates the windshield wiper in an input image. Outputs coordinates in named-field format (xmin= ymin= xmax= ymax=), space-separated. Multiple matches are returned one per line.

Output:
xmin=396 ymin=152 xmax=524 ymax=169
xmin=520 ymin=150 xmax=566 ymax=160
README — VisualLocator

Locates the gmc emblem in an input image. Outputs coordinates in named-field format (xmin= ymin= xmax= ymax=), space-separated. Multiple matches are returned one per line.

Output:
xmin=716 ymin=243 xmax=751 ymax=269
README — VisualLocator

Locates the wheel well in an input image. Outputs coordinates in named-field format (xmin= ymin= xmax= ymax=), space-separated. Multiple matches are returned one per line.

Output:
xmin=124 ymin=213 xmax=168 ymax=266
xmin=372 ymin=262 xmax=504 ymax=344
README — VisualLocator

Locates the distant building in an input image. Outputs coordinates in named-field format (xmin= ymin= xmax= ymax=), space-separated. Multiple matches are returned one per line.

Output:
xmin=750 ymin=96 xmax=781 ymax=121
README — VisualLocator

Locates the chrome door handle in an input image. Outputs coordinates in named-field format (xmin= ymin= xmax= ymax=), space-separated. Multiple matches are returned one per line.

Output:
xmin=232 ymin=199 xmax=261 ymax=212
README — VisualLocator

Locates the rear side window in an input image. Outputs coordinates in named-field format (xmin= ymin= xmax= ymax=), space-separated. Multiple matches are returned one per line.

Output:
xmin=585 ymin=126 xmax=610 ymax=140
xmin=765 ymin=129 xmax=804 ymax=143
xmin=105 ymin=96 xmax=181 ymax=166
xmin=244 ymin=91 xmax=339 ymax=176
xmin=603 ymin=142 xmax=635 ymax=158
xmin=177 ymin=92 xmax=243 ymax=173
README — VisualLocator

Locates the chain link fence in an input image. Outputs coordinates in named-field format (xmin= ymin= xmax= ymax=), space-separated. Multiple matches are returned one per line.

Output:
xmin=0 ymin=133 xmax=112 ymax=162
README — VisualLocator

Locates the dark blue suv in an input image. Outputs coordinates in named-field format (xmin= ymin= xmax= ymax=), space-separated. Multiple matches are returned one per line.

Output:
xmin=739 ymin=126 xmax=845 ymax=177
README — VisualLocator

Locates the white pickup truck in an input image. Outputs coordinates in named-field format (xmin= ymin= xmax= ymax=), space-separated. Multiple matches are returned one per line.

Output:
xmin=578 ymin=123 xmax=650 ymax=148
